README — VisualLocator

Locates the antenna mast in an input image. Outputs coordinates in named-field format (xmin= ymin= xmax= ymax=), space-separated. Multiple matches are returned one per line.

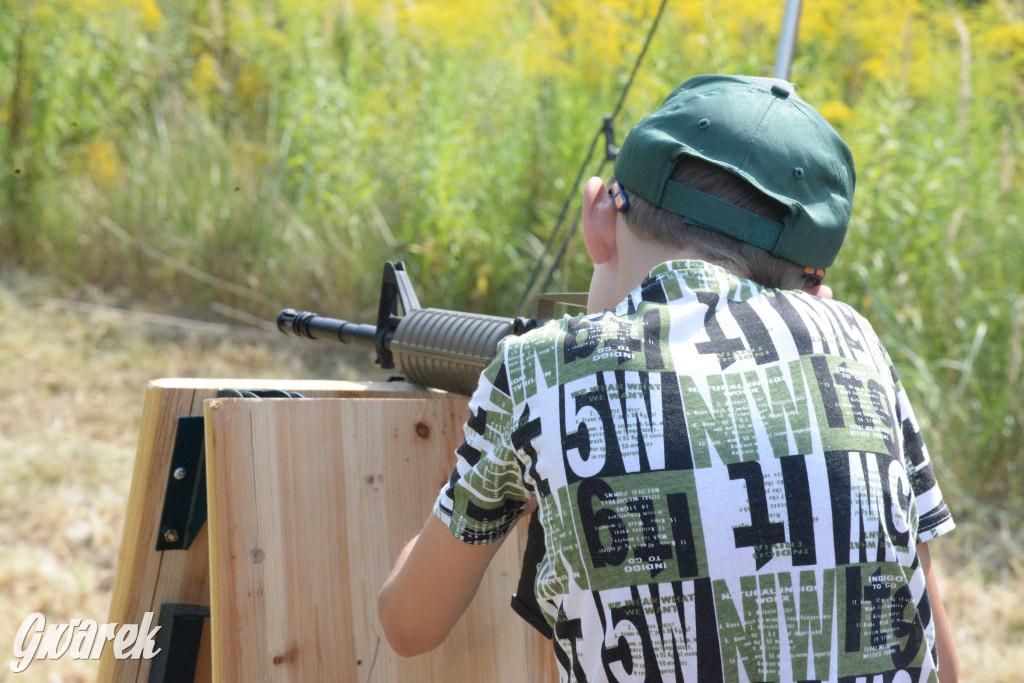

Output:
xmin=773 ymin=0 xmax=803 ymax=80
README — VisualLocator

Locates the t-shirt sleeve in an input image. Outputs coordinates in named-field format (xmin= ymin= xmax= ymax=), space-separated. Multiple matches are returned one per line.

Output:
xmin=894 ymin=374 xmax=956 ymax=543
xmin=433 ymin=342 xmax=531 ymax=545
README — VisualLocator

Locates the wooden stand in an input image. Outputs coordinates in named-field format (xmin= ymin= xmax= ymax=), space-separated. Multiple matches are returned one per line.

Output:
xmin=101 ymin=379 xmax=555 ymax=682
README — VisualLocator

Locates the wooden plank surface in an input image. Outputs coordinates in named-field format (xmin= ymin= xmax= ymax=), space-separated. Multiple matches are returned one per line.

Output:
xmin=205 ymin=395 xmax=557 ymax=682
xmin=100 ymin=379 xmax=436 ymax=682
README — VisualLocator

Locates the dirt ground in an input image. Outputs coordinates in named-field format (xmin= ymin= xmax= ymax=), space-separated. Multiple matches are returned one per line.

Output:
xmin=1 ymin=270 xmax=1022 ymax=681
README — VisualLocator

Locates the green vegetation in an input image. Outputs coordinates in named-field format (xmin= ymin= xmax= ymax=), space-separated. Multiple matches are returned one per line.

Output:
xmin=1 ymin=0 xmax=1022 ymax=513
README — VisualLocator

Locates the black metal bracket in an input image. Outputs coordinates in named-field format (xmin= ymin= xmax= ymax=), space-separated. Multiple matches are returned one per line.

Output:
xmin=156 ymin=390 xmax=304 ymax=552
xmin=156 ymin=416 xmax=207 ymax=551
xmin=147 ymin=603 xmax=210 ymax=683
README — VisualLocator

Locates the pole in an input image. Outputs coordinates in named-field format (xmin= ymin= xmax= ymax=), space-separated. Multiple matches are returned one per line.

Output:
xmin=773 ymin=0 xmax=803 ymax=80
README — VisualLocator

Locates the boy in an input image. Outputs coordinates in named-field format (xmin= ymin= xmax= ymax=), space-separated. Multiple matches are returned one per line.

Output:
xmin=378 ymin=74 xmax=958 ymax=682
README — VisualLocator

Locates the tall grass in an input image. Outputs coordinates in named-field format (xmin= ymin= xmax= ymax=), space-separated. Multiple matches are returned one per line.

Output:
xmin=1 ymin=0 xmax=1022 ymax=513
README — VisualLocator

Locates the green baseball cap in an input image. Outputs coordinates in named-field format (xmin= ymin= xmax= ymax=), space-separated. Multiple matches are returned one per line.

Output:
xmin=613 ymin=74 xmax=855 ymax=269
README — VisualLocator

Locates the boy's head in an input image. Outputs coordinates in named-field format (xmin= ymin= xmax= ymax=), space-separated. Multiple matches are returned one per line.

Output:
xmin=611 ymin=74 xmax=855 ymax=289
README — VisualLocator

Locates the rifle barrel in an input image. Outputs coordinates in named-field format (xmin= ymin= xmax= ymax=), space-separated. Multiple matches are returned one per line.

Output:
xmin=276 ymin=309 xmax=383 ymax=348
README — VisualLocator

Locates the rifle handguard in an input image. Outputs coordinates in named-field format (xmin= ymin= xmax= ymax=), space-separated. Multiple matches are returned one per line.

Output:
xmin=391 ymin=308 xmax=528 ymax=396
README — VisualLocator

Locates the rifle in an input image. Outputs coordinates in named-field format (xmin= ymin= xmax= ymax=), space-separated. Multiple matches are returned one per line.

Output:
xmin=277 ymin=261 xmax=586 ymax=396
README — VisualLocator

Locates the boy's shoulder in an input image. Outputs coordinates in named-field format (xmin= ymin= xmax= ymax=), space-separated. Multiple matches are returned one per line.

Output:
xmin=498 ymin=283 xmax=892 ymax=398
xmin=496 ymin=303 xmax=679 ymax=404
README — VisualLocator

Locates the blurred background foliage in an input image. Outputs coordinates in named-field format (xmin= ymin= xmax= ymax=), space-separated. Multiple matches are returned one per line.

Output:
xmin=1 ymin=0 xmax=1022 ymax=515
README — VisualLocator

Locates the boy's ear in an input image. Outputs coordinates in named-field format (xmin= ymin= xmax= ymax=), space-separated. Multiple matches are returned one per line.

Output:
xmin=582 ymin=177 xmax=618 ymax=265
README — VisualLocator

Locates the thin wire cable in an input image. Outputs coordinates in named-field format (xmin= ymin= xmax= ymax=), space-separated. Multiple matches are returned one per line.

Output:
xmin=607 ymin=0 xmax=672 ymax=126
xmin=512 ymin=127 xmax=605 ymax=317
xmin=514 ymin=0 xmax=671 ymax=317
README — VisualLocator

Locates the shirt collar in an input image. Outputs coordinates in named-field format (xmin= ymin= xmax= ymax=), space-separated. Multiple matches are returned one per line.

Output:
xmin=626 ymin=259 xmax=767 ymax=311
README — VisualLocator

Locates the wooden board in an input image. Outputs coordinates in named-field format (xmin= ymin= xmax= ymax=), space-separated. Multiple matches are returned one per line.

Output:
xmin=204 ymin=395 xmax=557 ymax=682
xmin=99 ymin=379 xmax=434 ymax=683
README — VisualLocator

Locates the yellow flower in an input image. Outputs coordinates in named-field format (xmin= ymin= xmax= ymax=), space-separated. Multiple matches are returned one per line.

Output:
xmin=798 ymin=0 xmax=843 ymax=43
xmin=35 ymin=3 xmax=57 ymax=21
xmin=475 ymin=262 xmax=492 ymax=298
xmin=817 ymin=100 xmax=857 ymax=126
xmin=397 ymin=0 xmax=507 ymax=49
xmin=236 ymin=64 xmax=267 ymax=108
xmin=190 ymin=53 xmax=225 ymax=98
xmin=139 ymin=0 xmax=163 ymax=31
xmin=83 ymin=139 xmax=122 ymax=191
xmin=860 ymin=55 xmax=887 ymax=80
xmin=981 ymin=23 xmax=1024 ymax=51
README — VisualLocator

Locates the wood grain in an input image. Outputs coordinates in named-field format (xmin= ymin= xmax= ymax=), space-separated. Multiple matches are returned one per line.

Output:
xmin=205 ymin=395 xmax=556 ymax=682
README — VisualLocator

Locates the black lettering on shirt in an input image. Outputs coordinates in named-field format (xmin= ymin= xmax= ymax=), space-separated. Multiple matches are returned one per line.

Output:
xmin=512 ymin=404 xmax=551 ymax=497
xmin=728 ymin=460 xmax=787 ymax=570
xmin=844 ymin=566 xmax=862 ymax=653
xmin=729 ymin=299 xmax=780 ymax=366
xmin=661 ymin=372 xmax=694 ymax=471
xmin=827 ymin=451 xmax=897 ymax=565
xmin=466 ymin=406 xmax=488 ymax=435
xmin=578 ymin=478 xmax=629 ymax=568
xmin=768 ymin=292 xmax=814 ymax=356
xmin=626 ymin=496 xmax=672 ymax=579
xmin=694 ymin=578 xmax=724 ymax=681
xmin=695 ymin=292 xmax=746 ymax=369
xmin=833 ymin=362 xmax=874 ymax=429
xmin=642 ymin=309 xmax=665 ymax=370
xmin=455 ymin=440 xmax=481 ymax=467
xmin=565 ymin=315 xmax=603 ymax=363
xmin=606 ymin=587 xmax=660 ymax=680
xmin=811 ymin=356 xmax=845 ymax=428
xmin=781 ymin=454 xmax=817 ymax=566
xmin=554 ymin=605 xmax=588 ymax=682
xmin=604 ymin=318 xmax=642 ymax=364
xmin=667 ymin=492 xmax=699 ymax=578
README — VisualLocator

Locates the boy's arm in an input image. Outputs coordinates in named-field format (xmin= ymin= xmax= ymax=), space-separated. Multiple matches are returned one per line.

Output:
xmin=918 ymin=541 xmax=959 ymax=683
xmin=377 ymin=513 xmax=507 ymax=657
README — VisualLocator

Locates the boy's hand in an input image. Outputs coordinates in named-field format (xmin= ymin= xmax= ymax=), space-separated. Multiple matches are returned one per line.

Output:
xmin=522 ymin=495 xmax=539 ymax=516
xmin=803 ymin=283 xmax=833 ymax=299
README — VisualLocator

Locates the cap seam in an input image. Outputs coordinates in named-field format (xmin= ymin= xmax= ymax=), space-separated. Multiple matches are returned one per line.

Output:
xmin=737 ymin=87 xmax=779 ymax=171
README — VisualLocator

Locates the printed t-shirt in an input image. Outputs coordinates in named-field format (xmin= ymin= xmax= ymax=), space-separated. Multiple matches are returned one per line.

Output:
xmin=434 ymin=260 xmax=955 ymax=683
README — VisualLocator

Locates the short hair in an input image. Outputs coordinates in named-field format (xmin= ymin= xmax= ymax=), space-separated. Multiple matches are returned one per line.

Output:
xmin=619 ymin=157 xmax=811 ymax=290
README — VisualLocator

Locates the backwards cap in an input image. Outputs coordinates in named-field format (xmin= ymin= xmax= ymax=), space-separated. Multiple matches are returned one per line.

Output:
xmin=613 ymin=74 xmax=855 ymax=269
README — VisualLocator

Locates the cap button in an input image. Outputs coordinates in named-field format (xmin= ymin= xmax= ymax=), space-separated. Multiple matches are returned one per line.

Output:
xmin=770 ymin=81 xmax=793 ymax=99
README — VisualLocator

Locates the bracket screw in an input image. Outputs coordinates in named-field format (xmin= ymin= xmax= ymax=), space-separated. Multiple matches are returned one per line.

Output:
xmin=163 ymin=529 xmax=180 ymax=544
xmin=173 ymin=467 xmax=187 ymax=480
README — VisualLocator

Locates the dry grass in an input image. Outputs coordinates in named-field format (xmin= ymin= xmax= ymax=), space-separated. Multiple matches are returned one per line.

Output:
xmin=0 ymin=269 xmax=369 ymax=682
xmin=0 ymin=269 xmax=1021 ymax=681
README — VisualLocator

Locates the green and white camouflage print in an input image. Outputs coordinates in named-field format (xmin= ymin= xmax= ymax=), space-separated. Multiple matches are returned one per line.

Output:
xmin=434 ymin=260 xmax=955 ymax=683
